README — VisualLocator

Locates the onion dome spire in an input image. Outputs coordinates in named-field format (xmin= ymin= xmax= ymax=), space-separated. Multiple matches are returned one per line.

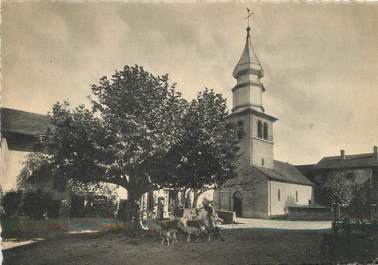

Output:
xmin=232 ymin=26 xmax=264 ymax=80
xmin=231 ymin=14 xmax=266 ymax=113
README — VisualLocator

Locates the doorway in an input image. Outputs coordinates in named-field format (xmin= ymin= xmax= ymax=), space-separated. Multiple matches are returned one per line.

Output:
xmin=233 ymin=191 xmax=242 ymax=217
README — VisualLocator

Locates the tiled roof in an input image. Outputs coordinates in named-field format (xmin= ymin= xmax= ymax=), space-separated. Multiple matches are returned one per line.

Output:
xmin=230 ymin=160 xmax=313 ymax=186
xmin=315 ymin=153 xmax=378 ymax=169
xmin=1 ymin=107 xmax=50 ymax=136
xmin=295 ymin=164 xmax=316 ymax=175
xmin=257 ymin=160 xmax=313 ymax=186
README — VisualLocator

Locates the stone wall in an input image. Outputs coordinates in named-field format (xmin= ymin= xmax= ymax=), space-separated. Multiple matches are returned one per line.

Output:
xmin=229 ymin=113 xmax=250 ymax=171
xmin=250 ymin=114 xmax=274 ymax=169
xmin=288 ymin=205 xmax=332 ymax=221
xmin=214 ymin=174 xmax=269 ymax=218
xmin=269 ymin=181 xmax=313 ymax=216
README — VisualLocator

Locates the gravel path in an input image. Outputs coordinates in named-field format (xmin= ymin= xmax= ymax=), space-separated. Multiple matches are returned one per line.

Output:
xmin=222 ymin=218 xmax=332 ymax=230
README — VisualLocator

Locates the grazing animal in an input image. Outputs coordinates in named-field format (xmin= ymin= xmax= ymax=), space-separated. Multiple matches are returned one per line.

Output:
xmin=160 ymin=228 xmax=178 ymax=246
xmin=192 ymin=207 xmax=225 ymax=241
xmin=141 ymin=218 xmax=180 ymax=246
xmin=176 ymin=215 xmax=208 ymax=242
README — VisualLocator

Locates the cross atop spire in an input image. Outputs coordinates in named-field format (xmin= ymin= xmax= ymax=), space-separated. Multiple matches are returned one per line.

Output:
xmin=245 ymin=8 xmax=254 ymax=32
xmin=232 ymin=10 xmax=263 ymax=80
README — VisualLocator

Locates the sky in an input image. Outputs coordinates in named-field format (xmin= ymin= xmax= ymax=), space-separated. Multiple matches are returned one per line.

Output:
xmin=2 ymin=1 xmax=378 ymax=166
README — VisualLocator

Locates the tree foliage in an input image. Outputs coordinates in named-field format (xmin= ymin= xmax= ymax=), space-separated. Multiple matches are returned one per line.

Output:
xmin=17 ymin=152 xmax=54 ymax=190
xmin=34 ymin=65 xmax=240 ymax=222
xmin=149 ymin=88 xmax=240 ymax=205
xmin=323 ymin=170 xmax=354 ymax=208
xmin=321 ymin=169 xmax=373 ymax=221
xmin=17 ymin=152 xmax=115 ymax=196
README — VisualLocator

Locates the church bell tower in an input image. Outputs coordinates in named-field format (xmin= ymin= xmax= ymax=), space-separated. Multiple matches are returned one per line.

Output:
xmin=230 ymin=21 xmax=277 ymax=170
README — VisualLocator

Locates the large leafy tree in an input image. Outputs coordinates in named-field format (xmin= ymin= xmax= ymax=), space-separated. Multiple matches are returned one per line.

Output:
xmin=36 ymin=65 xmax=240 ymax=222
xmin=322 ymin=170 xmax=354 ymax=221
xmin=150 ymin=88 xmax=240 ymax=207
xmin=42 ymin=65 xmax=186 ymax=223
xmin=320 ymin=169 xmax=373 ymax=222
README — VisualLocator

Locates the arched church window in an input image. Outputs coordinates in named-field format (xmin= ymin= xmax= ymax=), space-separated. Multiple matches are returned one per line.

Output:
xmin=277 ymin=189 xmax=281 ymax=201
xmin=257 ymin=120 xmax=262 ymax=138
xmin=295 ymin=191 xmax=298 ymax=202
xmin=263 ymin=122 xmax=268 ymax=140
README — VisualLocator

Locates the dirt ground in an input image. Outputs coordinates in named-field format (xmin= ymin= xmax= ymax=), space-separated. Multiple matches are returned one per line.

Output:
xmin=3 ymin=229 xmax=378 ymax=265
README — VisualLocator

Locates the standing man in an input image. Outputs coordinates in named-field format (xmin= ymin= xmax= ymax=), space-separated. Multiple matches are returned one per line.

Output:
xmin=202 ymin=198 xmax=217 ymax=228
xmin=157 ymin=197 xmax=165 ymax=220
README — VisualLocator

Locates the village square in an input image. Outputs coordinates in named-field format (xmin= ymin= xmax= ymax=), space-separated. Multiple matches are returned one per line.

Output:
xmin=1 ymin=2 xmax=378 ymax=265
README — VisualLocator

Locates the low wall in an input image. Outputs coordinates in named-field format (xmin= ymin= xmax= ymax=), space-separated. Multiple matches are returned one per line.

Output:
xmin=216 ymin=210 xmax=235 ymax=224
xmin=288 ymin=205 xmax=332 ymax=221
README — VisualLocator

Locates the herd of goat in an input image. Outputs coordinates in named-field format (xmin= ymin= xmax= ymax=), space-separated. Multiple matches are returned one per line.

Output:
xmin=140 ymin=208 xmax=225 ymax=246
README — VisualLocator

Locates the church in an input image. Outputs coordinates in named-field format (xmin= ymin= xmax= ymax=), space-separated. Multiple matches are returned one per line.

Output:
xmin=213 ymin=25 xmax=314 ymax=219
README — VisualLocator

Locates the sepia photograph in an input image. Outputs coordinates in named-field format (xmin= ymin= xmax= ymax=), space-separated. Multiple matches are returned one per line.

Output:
xmin=1 ymin=1 xmax=378 ymax=264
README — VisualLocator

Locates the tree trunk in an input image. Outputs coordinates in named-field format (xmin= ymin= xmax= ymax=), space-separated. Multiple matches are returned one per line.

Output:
xmin=332 ymin=205 xmax=338 ymax=222
xmin=125 ymin=188 xmax=142 ymax=227
xmin=181 ymin=188 xmax=187 ymax=206
xmin=183 ymin=189 xmax=192 ymax=208
xmin=192 ymin=190 xmax=200 ymax=208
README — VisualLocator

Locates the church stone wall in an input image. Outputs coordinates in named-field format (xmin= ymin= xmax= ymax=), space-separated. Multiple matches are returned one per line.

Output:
xmin=250 ymin=138 xmax=274 ymax=168
xmin=214 ymin=174 xmax=269 ymax=219
xmin=250 ymin=115 xmax=273 ymax=142
xmin=269 ymin=180 xmax=313 ymax=216
xmin=229 ymin=113 xmax=251 ymax=171
xmin=249 ymin=114 xmax=274 ymax=168
xmin=247 ymin=174 xmax=269 ymax=218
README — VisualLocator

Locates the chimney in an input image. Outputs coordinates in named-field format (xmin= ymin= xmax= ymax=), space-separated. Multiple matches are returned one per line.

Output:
xmin=340 ymin=149 xmax=346 ymax=160
xmin=374 ymin=146 xmax=378 ymax=159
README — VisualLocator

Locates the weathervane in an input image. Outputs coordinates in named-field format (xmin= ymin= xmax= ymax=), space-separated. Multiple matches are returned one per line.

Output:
xmin=244 ymin=8 xmax=254 ymax=29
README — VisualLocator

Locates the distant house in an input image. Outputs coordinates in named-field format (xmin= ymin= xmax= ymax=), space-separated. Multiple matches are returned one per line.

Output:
xmin=0 ymin=107 xmax=119 ymax=218
xmin=214 ymin=25 xmax=313 ymax=219
xmin=1 ymin=107 xmax=51 ymax=191
xmin=296 ymin=147 xmax=378 ymax=218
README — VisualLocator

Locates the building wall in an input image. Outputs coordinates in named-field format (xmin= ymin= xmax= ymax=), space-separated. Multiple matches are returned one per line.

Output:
xmin=250 ymin=138 xmax=274 ymax=168
xmin=251 ymin=114 xmax=273 ymax=142
xmin=250 ymin=114 xmax=274 ymax=169
xmin=215 ymin=174 xmax=269 ymax=218
xmin=233 ymin=86 xmax=250 ymax=109
xmin=249 ymin=85 xmax=263 ymax=108
xmin=0 ymin=138 xmax=29 ymax=191
xmin=197 ymin=189 xmax=214 ymax=207
xmin=229 ymin=113 xmax=250 ymax=171
xmin=229 ymin=111 xmax=275 ymax=170
xmin=268 ymin=180 xmax=313 ymax=216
